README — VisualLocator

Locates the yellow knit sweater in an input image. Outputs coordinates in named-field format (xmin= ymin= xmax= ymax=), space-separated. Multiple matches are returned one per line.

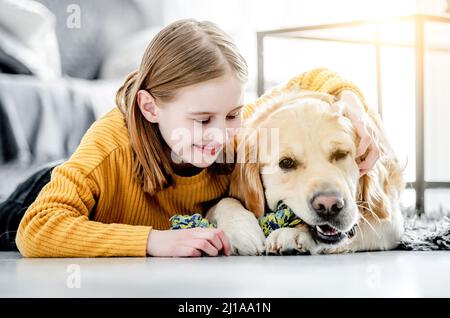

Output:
xmin=16 ymin=68 xmax=365 ymax=257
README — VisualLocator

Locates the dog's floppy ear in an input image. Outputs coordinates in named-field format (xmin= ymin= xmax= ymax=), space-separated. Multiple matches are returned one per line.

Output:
xmin=355 ymin=109 xmax=404 ymax=221
xmin=356 ymin=150 xmax=406 ymax=221
xmin=229 ymin=133 xmax=265 ymax=218
xmin=356 ymin=170 xmax=389 ymax=220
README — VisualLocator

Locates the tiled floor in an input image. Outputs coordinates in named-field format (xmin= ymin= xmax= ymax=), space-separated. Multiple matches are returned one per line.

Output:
xmin=1 ymin=251 xmax=449 ymax=297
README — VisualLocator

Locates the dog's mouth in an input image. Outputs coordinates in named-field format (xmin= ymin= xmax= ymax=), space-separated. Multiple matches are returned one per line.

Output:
xmin=273 ymin=200 xmax=356 ymax=245
xmin=307 ymin=223 xmax=356 ymax=245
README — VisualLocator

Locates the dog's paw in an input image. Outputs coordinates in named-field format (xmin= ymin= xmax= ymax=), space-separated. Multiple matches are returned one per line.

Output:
xmin=319 ymin=245 xmax=353 ymax=254
xmin=229 ymin=233 xmax=266 ymax=256
xmin=265 ymin=228 xmax=316 ymax=255
xmin=219 ymin=218 xmax=266 ymax=256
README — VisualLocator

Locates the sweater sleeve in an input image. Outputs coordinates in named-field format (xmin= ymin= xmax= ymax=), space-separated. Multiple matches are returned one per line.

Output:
xmin=242 ymin=67 xmax=368 ymax=121
xmin=15 ymin=162 xmax=151 ymax=257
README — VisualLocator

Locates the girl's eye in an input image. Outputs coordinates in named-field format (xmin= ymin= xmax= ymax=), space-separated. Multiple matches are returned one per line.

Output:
xmin=194 ymin=118 xmax=211 ymax=124
xmin=226 ymin=112 xmax=241 ymax=120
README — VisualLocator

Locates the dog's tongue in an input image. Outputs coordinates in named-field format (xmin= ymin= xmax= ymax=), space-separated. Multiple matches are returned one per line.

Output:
xmin=316 ymin=225 xmax=339 ymax=236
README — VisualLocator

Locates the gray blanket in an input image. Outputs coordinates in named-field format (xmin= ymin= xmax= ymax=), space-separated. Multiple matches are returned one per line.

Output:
xmin=0 ymin=74 xmax=118 ymax=199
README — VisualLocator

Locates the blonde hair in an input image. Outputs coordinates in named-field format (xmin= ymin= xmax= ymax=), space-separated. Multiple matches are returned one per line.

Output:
xmin=116 ymin=19 xmax=248 ymax=195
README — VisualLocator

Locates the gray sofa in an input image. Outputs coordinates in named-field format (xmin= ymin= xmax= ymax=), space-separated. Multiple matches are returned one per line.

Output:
xmin=0 ymin=0 xmax=160 ymax=200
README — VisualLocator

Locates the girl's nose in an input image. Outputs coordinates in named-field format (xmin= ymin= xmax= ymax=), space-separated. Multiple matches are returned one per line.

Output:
xmin=203 ymin=127 xmax=226 ymax=145
xmin=203 ymin=119 xmax=226 ymax=139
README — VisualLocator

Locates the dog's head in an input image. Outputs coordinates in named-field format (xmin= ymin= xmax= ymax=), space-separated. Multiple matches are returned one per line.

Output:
xmin=230 ymin=91 xmax=398 ymax=247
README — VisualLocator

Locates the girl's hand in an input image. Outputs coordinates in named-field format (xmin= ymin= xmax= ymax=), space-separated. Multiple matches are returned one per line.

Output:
xmin=146 ymin=228 xmax=232 ymax=257
xmin=333 ymin=91 xmax=380 ymax=176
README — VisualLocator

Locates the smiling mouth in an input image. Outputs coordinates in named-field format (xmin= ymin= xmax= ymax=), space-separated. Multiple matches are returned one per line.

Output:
xmin=193 ymin=144 xmax=222 ymax=156
xmin=308 ymin=223 xmax=356 ymax=245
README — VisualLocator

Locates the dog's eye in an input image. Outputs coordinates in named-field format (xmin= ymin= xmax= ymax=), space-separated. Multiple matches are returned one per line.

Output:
xmin=330 ymin=150 xmax=349 ymax=162
xmin=279 ymin=158 xmax=297 ymax=170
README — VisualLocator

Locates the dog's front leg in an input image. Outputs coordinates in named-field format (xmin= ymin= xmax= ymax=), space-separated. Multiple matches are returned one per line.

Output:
xmin=205 ymin=198 xmax=266 ymax=256
xmin=265 ymin=225 xmax=319 ymax=255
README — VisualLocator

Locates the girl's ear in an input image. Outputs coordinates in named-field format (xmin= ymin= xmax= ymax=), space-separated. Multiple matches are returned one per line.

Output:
xmin=137 ymin=90 xmax=159 ymax=123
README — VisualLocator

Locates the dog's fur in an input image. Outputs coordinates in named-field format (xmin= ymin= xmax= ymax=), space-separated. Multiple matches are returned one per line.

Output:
xmin=207 ymin=89 xmax=405 ymax=255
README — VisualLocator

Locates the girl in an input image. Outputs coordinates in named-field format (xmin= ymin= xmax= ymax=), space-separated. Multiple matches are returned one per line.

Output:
xmin=0 ymin=19 xmax=379 ymax=257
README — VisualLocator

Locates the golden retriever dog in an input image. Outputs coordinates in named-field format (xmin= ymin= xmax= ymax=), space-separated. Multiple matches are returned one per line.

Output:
xmin=207 ymin=88 xmax=405 ymax=256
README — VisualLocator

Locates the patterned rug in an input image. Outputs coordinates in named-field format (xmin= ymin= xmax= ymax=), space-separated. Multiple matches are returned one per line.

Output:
xmin=398 ymin=208 xmax=450 ymax=251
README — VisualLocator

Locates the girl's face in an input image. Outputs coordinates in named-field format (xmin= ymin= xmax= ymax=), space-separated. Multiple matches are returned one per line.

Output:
xmin=138 ymin=72 xmax=245 ymax=168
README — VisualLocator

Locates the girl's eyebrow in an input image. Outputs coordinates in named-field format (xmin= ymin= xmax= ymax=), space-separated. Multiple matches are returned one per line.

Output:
xmin=188 ymin=111 xmax=215 ymax=115
xmin=188 ymin=105 xmax=243 ymax=116
xmin=230 ymin=105 xmax=244 ymax=113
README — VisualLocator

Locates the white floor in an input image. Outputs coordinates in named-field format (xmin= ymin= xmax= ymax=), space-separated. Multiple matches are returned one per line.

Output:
xmin=1 ymin=251 xmax=449 ymax=298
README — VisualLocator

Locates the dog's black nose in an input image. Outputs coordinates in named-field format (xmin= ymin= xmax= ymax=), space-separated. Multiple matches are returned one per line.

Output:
xmin=310 ymin=192 xmax=345 ymax=219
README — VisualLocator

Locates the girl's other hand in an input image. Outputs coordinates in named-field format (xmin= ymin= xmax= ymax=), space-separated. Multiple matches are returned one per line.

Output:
xmin=334 ymin=90 xmax=381 ymax=177
xmin=146 ymin=228 xmax=232 ymax=257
